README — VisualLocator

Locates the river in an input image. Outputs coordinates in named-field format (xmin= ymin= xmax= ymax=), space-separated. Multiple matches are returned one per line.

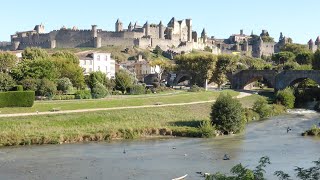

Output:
xmin=0 ymin=109 xmax=320 ymax=180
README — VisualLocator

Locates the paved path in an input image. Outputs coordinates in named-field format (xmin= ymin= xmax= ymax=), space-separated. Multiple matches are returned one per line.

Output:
xmin=0 ymin=92 xmax=252 ymax=118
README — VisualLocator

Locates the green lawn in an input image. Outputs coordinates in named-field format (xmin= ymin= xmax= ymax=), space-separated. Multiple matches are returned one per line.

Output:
xmin=0 ymin=93 xmax=261 ymax=147
xmin=0 ymin=90 xmax=239 ymax=114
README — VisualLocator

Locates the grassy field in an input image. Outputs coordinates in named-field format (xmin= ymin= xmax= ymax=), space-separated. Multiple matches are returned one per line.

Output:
xmin=0 ymin=93 xmax=262 ymax=147
xmin=0 ymin=90 xmax=238 ymax=114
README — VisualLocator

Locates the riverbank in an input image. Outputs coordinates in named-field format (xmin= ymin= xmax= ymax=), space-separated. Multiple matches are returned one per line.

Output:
xmin=0 ymin=91 xmax=256 ymax=147
xmin=302 ymin=125 xmax=320 ymax=136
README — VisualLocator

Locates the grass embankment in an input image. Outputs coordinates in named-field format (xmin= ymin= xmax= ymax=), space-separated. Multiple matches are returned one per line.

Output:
xmin=0 ymin=90 xmax=246 ymax=147
xmin=0 ymin=90 xmax=238 ymax=114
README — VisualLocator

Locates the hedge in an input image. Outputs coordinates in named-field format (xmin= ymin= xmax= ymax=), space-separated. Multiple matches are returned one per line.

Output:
xmin=0 ymin=91 xmax=35 ymax=108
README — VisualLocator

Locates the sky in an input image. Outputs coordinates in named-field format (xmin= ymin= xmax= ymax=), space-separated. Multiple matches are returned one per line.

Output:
xmin=1 ymin=0 xmax=319 ymax=44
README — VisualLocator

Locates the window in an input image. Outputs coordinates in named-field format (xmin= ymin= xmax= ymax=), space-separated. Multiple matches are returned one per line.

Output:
xmin=90 ymin=60 xmax=93 ymax=65
xmin=98 ymin=66 xmax=100 ymax=71
xmin=106 ymin=66 xmax=108 ymax=72
xmin=97 ymin=55 xmax=100 ymax=61
xmin=83 ymin=60 xmax=86 ymax=65
xmin=89 ymin=68 xmax=92 ymax=72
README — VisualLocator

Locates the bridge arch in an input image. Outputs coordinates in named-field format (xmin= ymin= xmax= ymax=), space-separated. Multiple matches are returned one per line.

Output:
xmin=231 ymin=70 xmax=276 ymax=89
xmin=174 ymin=73 xmax=191 ymax=86
xmin=275 ymin=71 xmax=320 ymax=90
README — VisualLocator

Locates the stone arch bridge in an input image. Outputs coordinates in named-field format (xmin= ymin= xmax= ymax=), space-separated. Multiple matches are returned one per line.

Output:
xmin=168 ymin=70 xmax=320 ymax=91
xmin=231 ymin=70 xmax=320 ymax=91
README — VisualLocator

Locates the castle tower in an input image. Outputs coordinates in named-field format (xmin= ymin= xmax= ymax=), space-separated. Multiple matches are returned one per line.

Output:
xmin=34 ymin=24 xmax=45 ymax=34
xmin=240 ymin=29 xmax=244 ymax=36
xmin=159 ymin=21 xmax=164 ymax=39
xmin=128 ymin=22 xmax=134 ymax=32
xmin=279 ymin=32 xmax=284 ymax=41
xmin=257 ymin=36 xmax=263 ymax=57
xmin=115 ymin=19 xmax=123 ymax=32
xmin=134 ymin=22 xmax=139 ymax=29
xmin=92 ymin=25 xmax=98 ymax=38
xmin=144 ymin=21 xmax=149 ymax=37
xmin=315 ymin=36 xmax=320 ymax=48
xmin=201 ymin=28 xmax=207 ymax=43
xmin=243 ymin=39 xmax=249 ymax=52
xmin=308 ymin=39 xmax=314 ymax=51
xmin=186 ymin=19 xmax=192 ymax=42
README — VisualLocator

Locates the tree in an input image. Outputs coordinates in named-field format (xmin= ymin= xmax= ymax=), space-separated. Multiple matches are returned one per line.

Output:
xmin=19 ymin=78 xmax=38 ymax=91
xmin=51 ymin=55 xmax=85 ymax=89
xmin=210 ymin=93 xmax=244 ymax=134
xmin=52 ymin=51 xmax=79 ymax=64
xmin=0 ymin=73 xmax=15 ymax=91
xmin=207 ymin=156 xmax=270 ymax=180
xmin=312 ymin=49 xmax=320 ymax=70
xmin=272 ymin=51 xmax=296 ymax=65
xmin=252 ymin=97 xmax=272 ymax=119
xmin=211 ymin=54 xmax=237 ymax=89
xmin=36 ymin=78 xmax=56 ymax=97
xmin=276 ymin=88 xmax=295 ymax=109
xmin=281 ymin=43 xmax=309 ymax=55
xmin=10 ymin=58 xmax=59 ymax=81
xmin=149 ymin=58 xmax=171 ymax=81
xmin=86 ymin=71 xmax=114 ymax=90
xmin=115 ymin=69 xmax=134 ymax=94
xmin=296 ymin=51 xmax=313 ymax=65
xmin=57 ymin=77 xmax=73 ymax=93
xmin=0 ymin=52 xmax=18 ymax=73
xmin=91 ymin=83 xmax=108 ymax=99
xmin=22 ymin=47 xmax=49 ymax=60
xmin=175 ymin=54 xmax=216 ymax=86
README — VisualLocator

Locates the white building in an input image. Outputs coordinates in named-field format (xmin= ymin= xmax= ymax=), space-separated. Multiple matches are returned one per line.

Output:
xmin=79 ymin=52 xmax=115 ymax=79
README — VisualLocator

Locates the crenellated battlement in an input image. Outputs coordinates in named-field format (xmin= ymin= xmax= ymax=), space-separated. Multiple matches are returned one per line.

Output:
xmin=9 ymin=17 xmax=196 ymax=51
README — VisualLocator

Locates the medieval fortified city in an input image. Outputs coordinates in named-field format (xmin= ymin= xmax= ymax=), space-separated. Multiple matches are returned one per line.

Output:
xmin=0 ymin=1 xmax=320 ymax=180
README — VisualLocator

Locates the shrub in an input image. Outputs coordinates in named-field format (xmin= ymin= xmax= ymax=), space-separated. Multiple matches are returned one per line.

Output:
xmin=75 ymin=90 xmax=92 ymax=99
xmin=0 ymin=91 xmax=35 ymax=108
xmin=0 ymin=72 xmax=15 ymax=91
xmin=37 ymin=79 xmax=56 ymax=97
xmin=276 ymin=88 xmax=295 ymax=109
xmin=10 ymin=85 xmax=23 ymax=91
xmin=57 ymin=77 xmax=73 ymax=93
xmin=210 ymin=93 xmax=245 ymax=134
xmin=52 ymin=95 xmax=75 ymax=100
xmin=111 ymin=91 xmax=122 ymax=95
xmin=19 ymin=78 xmax=38 ymax=91
xmin=91 ymin=83 xmax=108 ymax=99
xmin=130 ymin=85 xmax=146 ymax=95
xmin=244 ymin=108 xmax=260 ymax=122
xmin=188 ymin=85 xmax=204 ymax=92
xmin=146 ymin=89 xmax=152 ymax=94
xmin=271 ymin=104 xmax=286 ymax=116
xmin=252 ymin=97 xmax=273 ymax=119
xmin=198 ymin=120 xmax=216 ymax=138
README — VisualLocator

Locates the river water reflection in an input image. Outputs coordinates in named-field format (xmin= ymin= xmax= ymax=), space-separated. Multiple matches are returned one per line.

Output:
xmin=0 ymin=109 xmax=320 ymax=180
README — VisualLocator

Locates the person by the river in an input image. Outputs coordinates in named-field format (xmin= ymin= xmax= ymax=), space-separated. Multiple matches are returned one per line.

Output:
xmin=287 ymin=127 xmax=292 ymax=133
xmin=223 ymin=154 xmax=230 ymax=160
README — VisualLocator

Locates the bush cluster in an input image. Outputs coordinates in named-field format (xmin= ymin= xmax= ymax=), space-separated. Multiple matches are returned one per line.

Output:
xmin=130 ymin=85 xmax=146 ymax=95
xmin=75 ymin=90 xmax=92 ymax=99
xmin=0 ymin=91 xmax=35 ymax=108
xmin=52 ymin=95 xmax=75 ymax=100
xmin=276 ymin=88 xmax=295 ymax=109
xmin=91 ymin=83 xmax=108 ymax=99
xmin=188 ymin=85 xmax=205 ymax=92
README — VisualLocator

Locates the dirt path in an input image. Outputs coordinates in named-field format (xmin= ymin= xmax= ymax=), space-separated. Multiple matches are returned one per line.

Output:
xmin=0 ymin=92 xmax=252 ymax=118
